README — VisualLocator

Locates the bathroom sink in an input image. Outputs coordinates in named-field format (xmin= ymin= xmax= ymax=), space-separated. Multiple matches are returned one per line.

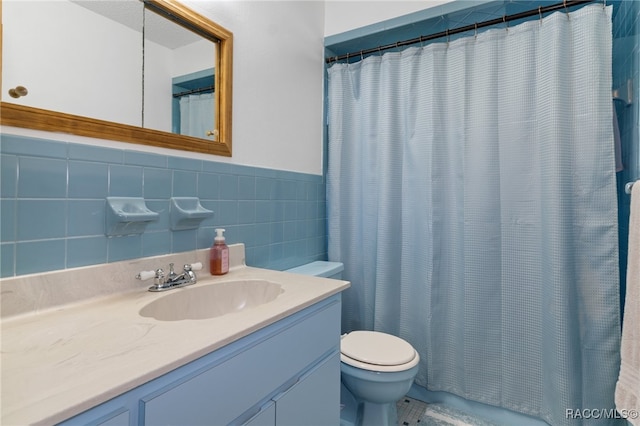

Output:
xmin=139 ymin=279 xmax=284 ymax=321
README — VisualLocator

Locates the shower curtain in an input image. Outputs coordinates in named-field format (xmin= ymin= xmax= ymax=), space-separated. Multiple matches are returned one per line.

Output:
xmin=179 ymin=92 xmax=215 ymax=139
xmin=327 ymin=5 xmax=621 ymax=425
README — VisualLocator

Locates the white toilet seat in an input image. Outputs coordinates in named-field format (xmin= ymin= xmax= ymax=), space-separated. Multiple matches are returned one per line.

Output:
xmin=340 ymin=331 xmax=419 ymax=372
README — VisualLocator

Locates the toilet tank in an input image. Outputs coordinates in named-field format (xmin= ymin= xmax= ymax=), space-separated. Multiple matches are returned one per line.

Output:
xmin=286 ymin=261 xmax=344 ymax=280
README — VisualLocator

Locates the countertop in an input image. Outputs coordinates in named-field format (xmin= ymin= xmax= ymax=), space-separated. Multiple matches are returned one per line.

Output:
xmin=0 ymin=249 xmax=349 ymax=426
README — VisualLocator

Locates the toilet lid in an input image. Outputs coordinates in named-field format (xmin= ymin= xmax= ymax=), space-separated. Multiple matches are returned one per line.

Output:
xmin=341 ymin=331 xmax=416 ymax=366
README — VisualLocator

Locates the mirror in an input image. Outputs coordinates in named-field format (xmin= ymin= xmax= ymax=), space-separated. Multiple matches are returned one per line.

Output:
xmin=142 ymin=4 xmax=217 ymax=140
xmin=0 ymin=0 xmax=233 ymax=156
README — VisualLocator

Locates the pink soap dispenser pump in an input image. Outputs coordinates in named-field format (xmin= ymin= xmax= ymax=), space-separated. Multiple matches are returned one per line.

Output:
xmin=210 ymin=228 xmax=229 ymax=275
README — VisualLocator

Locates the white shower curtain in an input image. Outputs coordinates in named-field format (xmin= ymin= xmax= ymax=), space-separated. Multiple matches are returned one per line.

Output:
xmin=327 ymin=5 xmax=621 ymax=425
xmin=179 ymin=92 xmax=215 ymax=139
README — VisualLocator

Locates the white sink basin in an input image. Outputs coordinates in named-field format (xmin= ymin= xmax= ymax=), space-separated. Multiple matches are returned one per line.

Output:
xmin=139 ymin=279 xmax=284 ymax=321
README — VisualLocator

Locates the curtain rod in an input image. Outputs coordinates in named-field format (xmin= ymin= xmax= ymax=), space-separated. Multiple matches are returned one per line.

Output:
xmin=326 ymin=0 xmax=597 ymax=64
xmin=173 ymin=85 xmax=215 ymax=98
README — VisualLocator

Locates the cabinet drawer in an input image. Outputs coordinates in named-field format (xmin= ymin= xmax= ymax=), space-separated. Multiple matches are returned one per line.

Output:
xmin=96 ymin=409 xmax=130 ymax=426
xmin=141 ymin=299 xmax=341 ymax=425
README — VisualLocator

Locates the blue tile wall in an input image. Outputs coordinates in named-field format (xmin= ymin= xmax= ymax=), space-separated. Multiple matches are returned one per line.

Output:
xmin=610 ymin=0 xmax=640 ymax=316
xmin=0 ymin=134 xmax=327 ymax=277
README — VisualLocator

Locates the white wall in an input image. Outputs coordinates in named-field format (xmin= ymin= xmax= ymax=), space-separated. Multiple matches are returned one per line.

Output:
xmin=184 ymin=1 xmax=326 ymax=175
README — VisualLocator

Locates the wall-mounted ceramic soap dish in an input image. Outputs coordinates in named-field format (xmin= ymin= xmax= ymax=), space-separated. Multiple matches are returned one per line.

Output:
xmin=106 ymin=197 xmax=159 ymax=236
xmin=170 ymin=197 xmax=214 ymax=231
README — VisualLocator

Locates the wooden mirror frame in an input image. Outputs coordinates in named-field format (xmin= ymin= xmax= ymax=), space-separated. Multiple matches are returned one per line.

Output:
xmin=0 ymin=0 xmax=233 ymax=157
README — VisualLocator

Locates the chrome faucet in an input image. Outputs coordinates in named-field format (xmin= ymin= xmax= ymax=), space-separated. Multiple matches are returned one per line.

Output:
xmin=136 ymin=262 xmax=202 ymax=292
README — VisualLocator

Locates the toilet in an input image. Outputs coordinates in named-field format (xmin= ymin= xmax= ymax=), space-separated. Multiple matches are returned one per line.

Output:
xmin=286 ymin=261 xmax=420 ymax=426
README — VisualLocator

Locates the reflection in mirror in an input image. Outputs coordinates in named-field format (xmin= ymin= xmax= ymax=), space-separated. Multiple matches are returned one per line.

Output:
xmin=1 ymin=0 xmax=233 ymax=156
xmin=2 ymin=0 xmax=143 ymax=126
xmin=142 ymin=5 xmax=217 ymax=140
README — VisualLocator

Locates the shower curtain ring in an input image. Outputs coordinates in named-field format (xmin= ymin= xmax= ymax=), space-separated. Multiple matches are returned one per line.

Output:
xmin=538 ymin=6 xmax=543 ymax=23
xmin=563 ymin=0 xmax=571 ymax=19
xmin=474 ymin=23 xmax=478 ymax=39
xmin=503 ymin=15 xmax=508 ymax=31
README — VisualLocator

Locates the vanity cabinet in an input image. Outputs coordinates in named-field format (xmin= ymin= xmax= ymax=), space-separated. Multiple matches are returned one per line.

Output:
xmin=58 ymin=295 xmax=341 ymax=426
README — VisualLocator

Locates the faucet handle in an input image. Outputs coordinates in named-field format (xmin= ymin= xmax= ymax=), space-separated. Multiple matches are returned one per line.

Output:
xmin=136 ymin=268 xmax=164 ymax=282
xmin=185 ymin=262 xmax=203 ymax=271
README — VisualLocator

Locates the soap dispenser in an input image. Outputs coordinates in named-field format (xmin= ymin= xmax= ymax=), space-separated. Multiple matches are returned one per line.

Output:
xmin=210 ymin=228 xmax=229 ymax=275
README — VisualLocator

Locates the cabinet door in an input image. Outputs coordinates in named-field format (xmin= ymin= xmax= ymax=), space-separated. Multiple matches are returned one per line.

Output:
xmin=273 ymin=353 xmax=340 ymax=426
